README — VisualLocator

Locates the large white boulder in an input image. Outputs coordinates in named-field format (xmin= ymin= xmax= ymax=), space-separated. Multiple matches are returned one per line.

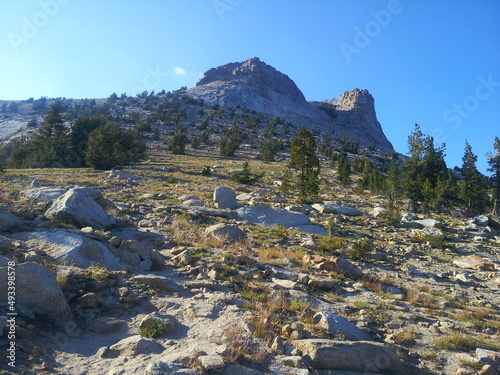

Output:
xmin=213 ymin=186 xmax=238 ymax=210
xmin=45 ymin=187 xmax=117 ymax=229
xmin=10 ymin=230 xmax=123 ymax=270
xmin=0 ymin=262 xmax=73 ymax=326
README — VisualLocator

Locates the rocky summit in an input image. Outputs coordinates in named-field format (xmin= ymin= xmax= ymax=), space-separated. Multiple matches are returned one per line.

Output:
xmin=188 ymin=57 xmax=393 ymax=152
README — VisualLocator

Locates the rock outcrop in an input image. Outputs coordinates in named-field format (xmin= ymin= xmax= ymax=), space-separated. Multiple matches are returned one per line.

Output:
xmin=319 ymin=88 xmax=394 ymax=151
xmin=188 ymin=58 xmax=394 ymax=152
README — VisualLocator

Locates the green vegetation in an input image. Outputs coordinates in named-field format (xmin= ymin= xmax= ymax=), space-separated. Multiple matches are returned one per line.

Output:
xmin=220 ymin=124 xmax=243 ymax=157
xmin=288 ymin=126 xmax=320 ymax=200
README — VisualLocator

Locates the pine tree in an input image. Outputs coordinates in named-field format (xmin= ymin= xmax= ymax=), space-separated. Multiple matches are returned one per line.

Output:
xmin=461 ymin=140 xmax=488 ymax=213
xmin=387 ymin=154 xmax=401 ymax=204
xmin=220 ymin=125 xmax=242 ymax=157
xmin=487 ymin=136 xmax=500 ymax=216
xmin=168 ymin=125 xmax=188 ymax=155
xmin=289 ymin=126 xmax=320 ymax=199
xmin=337 ymin=152 xmax=351 ymax=186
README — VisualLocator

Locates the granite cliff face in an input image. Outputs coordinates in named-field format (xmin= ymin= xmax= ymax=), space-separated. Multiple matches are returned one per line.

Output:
xmin=187 ymin=57 xmax=323 ymax=126
xmin=326 ymin=88 xmax=393 ymax=151
xmin=188 ymin=58 xmax=393 ymax=152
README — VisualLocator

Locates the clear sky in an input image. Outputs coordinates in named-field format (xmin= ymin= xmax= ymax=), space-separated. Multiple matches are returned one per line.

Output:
xmin=1 ymin=0 xmax=499 ymax=173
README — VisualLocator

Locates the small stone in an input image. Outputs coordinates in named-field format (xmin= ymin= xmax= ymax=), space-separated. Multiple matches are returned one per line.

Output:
xmin=280 ymin=356 xmax=304 ymax=368
xmin=271 ymin=336 xmax=284 ymax=354
xmin=76 ymin=292 xmax=102 ymax=309
xmin=109 ymin=236 xmax=122 ymax=247
xmin=199 ymin=354 xmax=225 ymax=370
xmin=172 ymin=250 xmax=193 ymax=266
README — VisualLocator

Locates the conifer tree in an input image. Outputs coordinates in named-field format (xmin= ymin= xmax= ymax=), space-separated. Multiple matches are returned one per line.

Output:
xmin=337 ymin=152 xmax=351 ymax=186
xmin=289 ymin=126 xmax=320 ymax=199
xmin=169 ymin=125 xmax=188 ymax=155
xmin=460 ymin=140 xmax=488 ymax=213
xmin=487 ymin=136 xmax=500 ymax=216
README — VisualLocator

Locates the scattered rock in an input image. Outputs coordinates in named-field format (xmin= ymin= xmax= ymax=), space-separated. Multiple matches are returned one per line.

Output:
xmin=313 ymin=312 xmax=372 ymax=341
xmin=109 ymin=335 xmax=162 ymax=356
xmin=199 ymin=354 xmax=225 ymax=370
xmin=453 ymin=255 xmax=497 ymax=271
xmin=172 ymin=250 xmax=193 ymax=266
xmin=271 ymin=336 xmax=285 ymax=354
xmin=108 ymin=170 xmax=139 ymax=182
xmin=414 ymin=218 xmax=441 ymax=228
xmin=311 ymin=204 xmax=363 ymax=216
xmin=292 ymin=339 xmax=404 ymax=372
xmin=144 ymin=361 xmax=181 ymax=375
xmin=214 ymin=186 xmax=238 ymax=210
xmin=236 ymin=206 xmax=310 ymax=227
xmin=205 ymin=223 xmax=247 ymax=243
xmin=315 ymin=258 xmax=363 ymax=279
xmin=474 ymin=215 xmax=490 ymax=227
xmin=130 ymin=274 xmax=179 ymax=292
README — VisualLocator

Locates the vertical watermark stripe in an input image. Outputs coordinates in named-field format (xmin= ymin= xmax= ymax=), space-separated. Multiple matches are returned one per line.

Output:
xmin=6 ymin=260 xmax=17 ymax=368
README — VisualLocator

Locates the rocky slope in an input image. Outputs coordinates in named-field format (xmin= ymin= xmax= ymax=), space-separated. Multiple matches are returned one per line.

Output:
xmin=0 ymin=143 xmax=499 ymax=375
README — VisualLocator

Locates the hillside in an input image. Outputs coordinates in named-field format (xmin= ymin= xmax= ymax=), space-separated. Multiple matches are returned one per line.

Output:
xmin=0 ymin=57 xmax=393 ymax=153
xmin=0 ymin=137 xmax=499 ymax=374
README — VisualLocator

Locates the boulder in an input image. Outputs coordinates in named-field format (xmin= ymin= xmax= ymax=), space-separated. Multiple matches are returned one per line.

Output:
xmin=22 ymin=187 xmax=67 ymax=204
xmin=313 ymin=312 xmax=372 ymax=341
xmin=414 ymin=218 xmax=441 ymax=228
xmin=474 ymin=215 xmax=490 ymax=227
xmin=205 ymin=223 xmax=247 ymax=243
xmin=312 ymin=204 xmax=363 ymax=216
xmin=10 ymin=230 xmax=123 ymax=270
xmin=453 ymin=255 xmax=497 ymax=271
xmin=315 ymin=258 xmax=363 ymax=279
xmin=0 ymin=211 xmax=22 ymax=232
xmin=213 ymin=186 xmax=238 ymax=210
xmin=292 ymin=339 xmax=404 ymax=373
xmin=45 ymin=188 xmax=117 ymax=229
xmin=144 ymin=362 xmax=182 ymax=375
xmin=139 ymin=312 xmax=177 ymax=336
xmin=108 ymin=170 xmax=139 ymax=182
xmin=109 ymin=335 xmax=162 ymax=357
xmin=372 ymin=207 xmax=388 ymax=218
xmin=236 ymin=206 xmax=310 ymax=227
xmin=199 ymin=354 xmax=225 ymax=370
xmin=0 ymin=262 xmax=73 ymax=326
xmin=130 ymin=274 xmax=179 ymax=292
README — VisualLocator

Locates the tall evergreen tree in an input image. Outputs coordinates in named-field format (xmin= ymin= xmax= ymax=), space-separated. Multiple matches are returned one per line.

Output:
xmin=337 ymin=152 xmax=351 ymax=186
xmin=402 ymin=124 xmax=453 ymax=210
xmin=220 ymin=125 xmax=242 ymax=157
xmin=460 ymin=140 xmax=488 ymax=212
xmin=288 ymin=126 xmax=320 ymax=199
xmin=168 ymin=125 xmax=188 ymax=155
xmin=487 ymin=136 xmax=500 ymax=216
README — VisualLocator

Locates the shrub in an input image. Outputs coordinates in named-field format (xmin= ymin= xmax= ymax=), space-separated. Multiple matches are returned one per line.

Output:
xmin=348 ymin=238 xmax=374 ymax=260
xmin=85 ymin=123 xmax=146 ymax=170
xmin=138 ymin=321 xmax=169 ymax=338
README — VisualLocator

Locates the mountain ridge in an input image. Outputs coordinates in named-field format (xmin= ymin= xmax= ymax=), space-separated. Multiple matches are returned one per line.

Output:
xmin=188 ymin=57 xmax=393 ymax=152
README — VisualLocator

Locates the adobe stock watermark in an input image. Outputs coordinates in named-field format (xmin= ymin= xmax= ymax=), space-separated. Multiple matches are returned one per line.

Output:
xmin=213 ymin=0 xmax=243 ymax=21
xmin=6 ymin=260 xmax=17 ymax=369
xmin=340 ymin=0 xmax=404 ymax=63
xmin=7 ymin=0 xmax=71 ymax=53
xmin=131 ymin=65 xmax=170 ymax=96
xmin=433 ymin=74 xmax=500 ymax=143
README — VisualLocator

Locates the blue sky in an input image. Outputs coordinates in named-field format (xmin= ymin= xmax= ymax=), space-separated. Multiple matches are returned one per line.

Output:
xmin=1 ymin=0 xmax=499 ymax=173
